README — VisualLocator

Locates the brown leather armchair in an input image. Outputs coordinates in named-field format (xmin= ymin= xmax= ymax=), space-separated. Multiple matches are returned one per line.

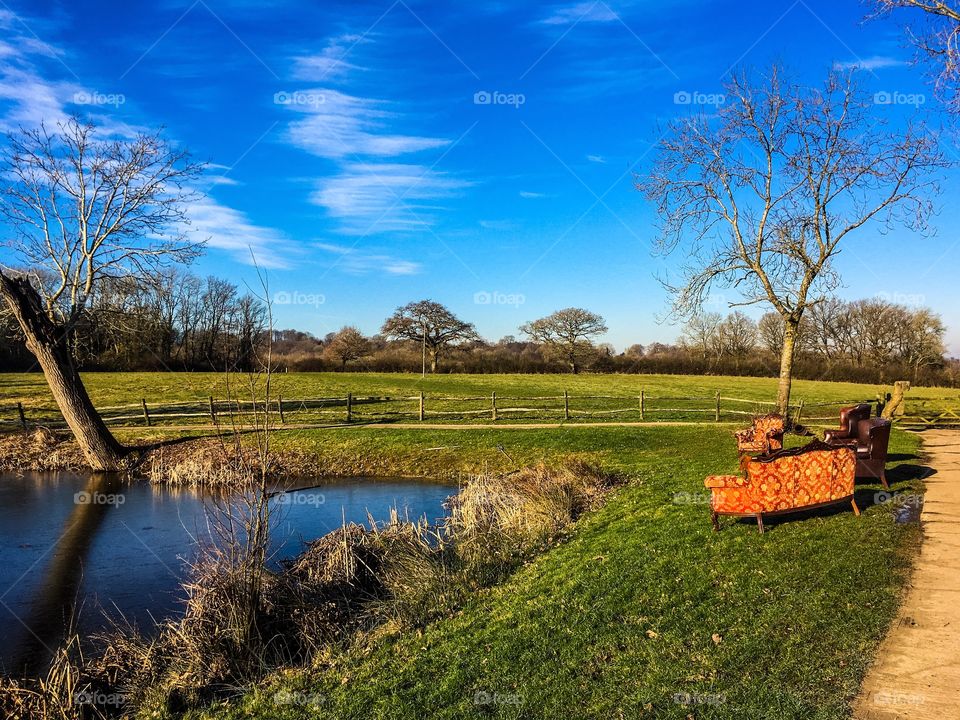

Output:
xmin=852 ymin=418 xmax=892 ymax=489
xmin=824 ymin=403 xmax=871 ymax=445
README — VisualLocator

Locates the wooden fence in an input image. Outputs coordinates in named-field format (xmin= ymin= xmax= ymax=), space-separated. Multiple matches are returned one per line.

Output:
xmin=3 ymin=392 xmax=958 ymax=430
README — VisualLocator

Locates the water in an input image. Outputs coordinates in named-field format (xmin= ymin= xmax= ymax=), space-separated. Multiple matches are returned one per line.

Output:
xmin=0 ymin=471 xmax=456 ymax=675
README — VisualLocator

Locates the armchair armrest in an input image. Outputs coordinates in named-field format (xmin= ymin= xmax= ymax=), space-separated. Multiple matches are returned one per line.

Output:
xmin=824 ymin=430 xmax=856 ymax=445
xmin=704 ymin=474 xmax=744 ymax=489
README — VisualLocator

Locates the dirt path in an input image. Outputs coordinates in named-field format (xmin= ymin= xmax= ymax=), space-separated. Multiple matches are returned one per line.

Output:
xmin=853 ymin=429 xmax=960 ymax=719
xmin=114 ymin=420 xmax=742 ymax=433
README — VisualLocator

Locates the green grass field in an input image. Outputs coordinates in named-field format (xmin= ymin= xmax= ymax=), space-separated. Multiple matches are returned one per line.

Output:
xmin=179 ymin=424 xmax=924 ymax=720
xmin=1 ymin=372 xmax=958 ymax=429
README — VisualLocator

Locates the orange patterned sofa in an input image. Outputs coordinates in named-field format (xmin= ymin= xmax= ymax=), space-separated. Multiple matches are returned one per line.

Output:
xmin=704 ymin=440 xmax=858 ymax=533
xmin=734 ymin=413 xmax=785 ymax=455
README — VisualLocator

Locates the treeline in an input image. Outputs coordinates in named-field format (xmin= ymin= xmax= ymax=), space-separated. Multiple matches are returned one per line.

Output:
xmin=1 ymin=273 xmax=956 ymax=386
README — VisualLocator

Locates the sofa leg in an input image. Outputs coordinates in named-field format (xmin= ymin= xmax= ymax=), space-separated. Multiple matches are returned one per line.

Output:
xmin=851 ymin=498 xmax=861 ymax=517
xmin=880 ymin=468 xmax=889 ymax=490
xmin=711 ymin=512 xmax=720 ymax=532
xmin=756 ymin=514 xmax=764 ymax=534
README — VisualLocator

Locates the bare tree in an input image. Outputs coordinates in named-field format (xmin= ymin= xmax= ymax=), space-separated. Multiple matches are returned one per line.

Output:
xmin=520 ymin=307 xmax=607 ymax=374
xmin=681 ymin=311 xmax=722 ymax=363
xmin=381 ymin=300 xmax=477 ymax=373
xmin=718 ymin=311 xmax=758 ymax=371
xmin=639 ymin=65 xmax=944 ymax=415
xmin=875 ymin=0 xmax=960 ymax=111
xmin=324 ymin=326 xmax=371 ymax=369
xmin=0 ymin=118 xmax=203 ymax=470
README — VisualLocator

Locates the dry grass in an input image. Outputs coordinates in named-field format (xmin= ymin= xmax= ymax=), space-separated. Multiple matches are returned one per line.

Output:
xmin=0 ymin=428 xmax=86 ymax=473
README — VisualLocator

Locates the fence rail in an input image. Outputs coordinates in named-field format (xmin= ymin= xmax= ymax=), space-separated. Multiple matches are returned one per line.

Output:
xmin=11 ymin=391 xmax=955 ymax=430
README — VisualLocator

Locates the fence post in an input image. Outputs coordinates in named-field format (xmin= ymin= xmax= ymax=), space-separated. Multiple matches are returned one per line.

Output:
xmin=17 ymin=402 xmax=27 ymax=430
xmin=640 ymin=390 xmax=645 ymax=421
xmin=491 ymin=392 xmax=497 ymax=421
xmin=208 ymin=396 xmax=217 ymax=424
xmin=716 ymin=391 xmax=721 ymax=422
xmin=277 ymin=394 xmax=285 ymax=424
xmin=141 ymin=399 xmax=151 ymax=427
xmin=795 ymin=399 xmax=805 ymax=426
xmin=563 ymin=390 xmax=570 ymax=421
xmin=346 ymin=393 xmax=353 ymax=423
xmin=419 ymin=392 xmax=425 ymax=422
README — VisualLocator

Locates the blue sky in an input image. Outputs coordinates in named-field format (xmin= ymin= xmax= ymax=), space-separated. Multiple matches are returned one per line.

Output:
xmin=1 ymin=0 xmax=958 ymax=353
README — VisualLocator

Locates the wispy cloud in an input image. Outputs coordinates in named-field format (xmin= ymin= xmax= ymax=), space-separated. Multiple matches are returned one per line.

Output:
xmin=292 ymin=33 xmax=368 ymax=82
xmin=586 ymin=154 xmax=606 ymax=163
xmin=834 ymin=55 xmax=907 ymax=71
xmin=184 ymin=197 xmax=294 ymax=269
xmin=519 ymin=191 xmax=548 ymax=199
xmin=310 ymin=162 xmax=470 ymax=234
xmin=283 ymin=87 xmax=449 ymax=160
xmin=479 ymin=219 xmax=517 ymax=231
xmin=313 ymin=242 xmax=421 ymax=275
xmin=540 ymin=1 xmax=620 ymax=25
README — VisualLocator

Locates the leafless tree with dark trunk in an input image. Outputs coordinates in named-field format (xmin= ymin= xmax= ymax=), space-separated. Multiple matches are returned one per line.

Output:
xmin=0 ymin=117 xmax=203 ymax=470
xmin=520 ymin=307 xmax=607 ymax=374
xmin=381 ymin=300 xmax=477 ymax=373
xmin=639 ymin=65 xmax=945 ymax=416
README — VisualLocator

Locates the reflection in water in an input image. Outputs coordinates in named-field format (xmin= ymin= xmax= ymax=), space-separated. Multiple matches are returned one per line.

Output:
xmin=12 ymin=473 xmax=123 ymax=676
xmin=0 ymin=472 xmax=455 ymax=676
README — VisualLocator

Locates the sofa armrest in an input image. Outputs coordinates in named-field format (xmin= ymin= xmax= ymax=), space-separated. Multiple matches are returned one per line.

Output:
xmin=824 ymin=431 xmax=855 ymax=445
xmin=704 ymin=474 xmax=743 ymax=489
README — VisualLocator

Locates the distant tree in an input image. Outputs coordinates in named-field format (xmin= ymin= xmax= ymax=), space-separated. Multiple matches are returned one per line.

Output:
xmin=324 ymin=326 xmax=371 ymax=369
xmin=681 ymin=312 xmax=722 ymax=362
xmin=718 ymin=312 xmax=758 ymax=370
xmin=624 ymin=343 xmax=645 ymax=358
xmin=640 ymin=64 xmax=944 ymax=415
xmin=381 ymin=300 xmax=477 ymax=373
xmin=0 ymin=118 xmax=202 ymax=470
xmin=520 ymin=307 xmax=607 ymax=374
xmin=875 ymin=0 xmax=960 ymax=111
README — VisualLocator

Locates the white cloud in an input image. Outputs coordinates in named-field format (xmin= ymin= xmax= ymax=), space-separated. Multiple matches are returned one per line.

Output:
xmin=519 ymin=190 xmax=548 ymax=199
xmin=283 ymin=88 xmax=449 ymax=159
xmin=586 ymin=154 xmax=606 ymax=163
xmin=310 ymin=162 xmax=471 ymax=234
xmin=834 ymin=55 xmax=907 ymax=71
xmin=479 ymin=219 xmax=517 ymax=231
xmin=292 ymin=33 xmax=367 ymax=82
xmin=541 ymin=2 xmax=620 ymax=25
xmin=184 ymin=197 xmax=294 ymax=269
xmin=313 ymin=242 xmax=421 ymax=275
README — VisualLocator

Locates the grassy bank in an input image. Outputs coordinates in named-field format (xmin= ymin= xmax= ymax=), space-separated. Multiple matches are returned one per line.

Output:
xmin=166 ymin=424 xmax=924 ymax=720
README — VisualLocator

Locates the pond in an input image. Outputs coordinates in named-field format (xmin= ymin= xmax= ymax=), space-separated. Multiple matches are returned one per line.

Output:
xmin=0 ymin=471 xmax=457 ymax=676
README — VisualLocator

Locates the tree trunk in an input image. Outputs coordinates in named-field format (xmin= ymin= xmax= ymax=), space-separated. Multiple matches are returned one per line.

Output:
xmin=430 ymin=348 xmax=438 ymax=374
xmin=0 ymin=273 xmax=126 ymax=471
xmin=776 ymin=318 xmax=799 ymax=419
